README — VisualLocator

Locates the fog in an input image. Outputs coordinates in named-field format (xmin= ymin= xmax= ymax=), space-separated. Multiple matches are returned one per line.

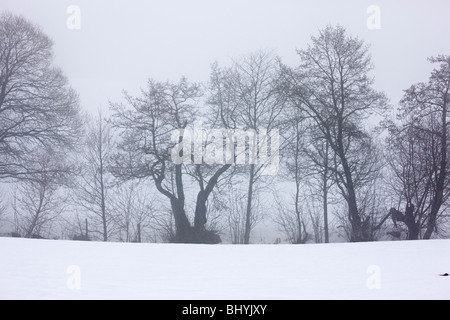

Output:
xmin=3 ymin=0 xmax=450 ymax=113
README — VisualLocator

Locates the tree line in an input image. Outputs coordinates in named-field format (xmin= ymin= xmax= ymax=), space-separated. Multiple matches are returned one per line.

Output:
xmin=1 ymin=13 xmax=449 ymax=244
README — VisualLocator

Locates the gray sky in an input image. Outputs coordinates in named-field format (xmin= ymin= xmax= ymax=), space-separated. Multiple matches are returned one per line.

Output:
xmin=2 ymin=0 xmax=450 ymax=115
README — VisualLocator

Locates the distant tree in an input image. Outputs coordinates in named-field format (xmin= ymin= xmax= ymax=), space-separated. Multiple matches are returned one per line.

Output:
xmin=275 ymin=106 xmax=311 ymax=244
xmin=0 ymin=187 xmax=7 ymax=226
xmin=310 ymin=137 xmax=335 ymax=243
xmin=212 ymin=181 xmax=263 ymax=244
xmin=282 ymin=25 xmax=388 ymax=241
xmin=304 ymin=195 xmax=323 ymax=243
xmin=12 ymin=149 xmax=69 ymax=238
xmin=208 ymin=52 xmax=285 ymax=244
xmin=0 ymin=13 xmax=82 ymax=181
xmin=63 ymin=213 xmax=90 ymax=241
xmin=272 ymin=190 xmax=309 ymax=244
xmin=73 ymin=110 xmax=114 ymax=242
xmin=387 ymin=56 xmax=450 ymax=239
xmin=112 ymin=181 xmax=156 ymax=243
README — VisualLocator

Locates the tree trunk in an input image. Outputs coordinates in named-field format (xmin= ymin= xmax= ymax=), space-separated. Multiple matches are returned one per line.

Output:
xmin=423 ymin=104 xmax=447 ymax=239
xmin=171 ymin=163 xmax=192 ymax=243
xmin=390 ymin=204 xmax=420 ymax=240
xmin=337 ymin=128 xmax=362 ymax=242
xmin=323 ymin=181 xmax=329 ymax=243
xmin=137 ymin=223 xmax=141 ymax=243
xmin=193 ymin=164 xmax=230 ymax=243
xmin=348 ymin=191 xmax=362 ymax=242
xmin=244 ymin=164 xmax=255 ymax=244
xmin=171 ymin=197 xmax=191 ymax=243
xmin=194 ymin=191 xmax=207 ymax=233
xmin=323 ymin=139 xmax=330 ymax=243
xmin=342 ymin=157 xmax=362 ymax=241
xmin=101 ymin=200 xmax=107 ymax=242
xmin=407 ymin=225 xmax=420 ymax=240
xmin=99 ymin=138 xmax=108 ymax=242
xmin=295 ymin=178 xmax=302 ymax=244
xmin=404 ymin=203 xmax=420 ymax=240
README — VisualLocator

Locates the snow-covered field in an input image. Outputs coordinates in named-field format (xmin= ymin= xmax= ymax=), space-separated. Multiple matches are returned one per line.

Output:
xmin=0 ymin=237 xmax=449 ymax=300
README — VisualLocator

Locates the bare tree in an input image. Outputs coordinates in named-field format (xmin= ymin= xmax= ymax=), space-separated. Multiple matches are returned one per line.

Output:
xmin=152 ymin=206 xmax=176 ymax=243
xmin=386 ymin=121 xmax=432 ymax=240
xmin=227 ymin=197 xmax=247 ymax=244
xmin=276 ymin=107 xmax=312 ymax=243
xmin=272 ymin=190 xmax=309 ymax=244
xmin=73 ymin=110 xmax=114 ymax=241
xmin=208 ymin=52 xmax=285 ymax=244
xmin=0 ymin=187 xmax=7 ymax=227
xmin=0 ymin=13 xmax=82 ymax=181
xmin=387 ymin=55 xmax=450 ymax=239
xmin=112 ymin=181 xmax=156 ymax=242
xmin=110 ymin=77 xmax=230 ymax=243
xmin=335 ymin=157 xmax=390 ymax=241
xmin=278 ymin=92 xmax=334 ymax=244
xmin=61 ymin=212 xmax=90 ymax=241
xmin=305 ymin=197 xmax=323 ymax=244
xmin=12 ymin=149 xmax=68 ymax=238
xmin=282 ymin=26 xmax=388 ymax=242
xmin=302 ymin=126 xmax=336 ymax=243
xmin=211 ymin=181 xmax=263 ymax=244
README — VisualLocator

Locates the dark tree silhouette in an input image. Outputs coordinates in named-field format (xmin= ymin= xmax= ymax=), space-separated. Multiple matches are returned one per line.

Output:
xmin=110 ymin=78 xmax=229 ymax=243
xmin=282 ymin=26 xmax=388 ymax=241
xmin=0 ymin=13 xmax=82 ymax=181
xmin=387 ymin=56 xmax=450 ymax=239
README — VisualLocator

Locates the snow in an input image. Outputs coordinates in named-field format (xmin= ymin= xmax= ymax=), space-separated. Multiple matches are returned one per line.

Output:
xmin=1 ymin=237 xmax=449 ymax=300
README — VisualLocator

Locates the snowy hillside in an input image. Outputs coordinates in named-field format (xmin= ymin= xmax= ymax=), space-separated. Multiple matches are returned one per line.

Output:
xmin=1 ymin=238 xmax=449 ymax=300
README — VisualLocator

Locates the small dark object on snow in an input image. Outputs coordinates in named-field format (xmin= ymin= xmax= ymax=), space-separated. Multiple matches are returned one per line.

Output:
xmin=439 ymin=273 xmax=449 ymax=276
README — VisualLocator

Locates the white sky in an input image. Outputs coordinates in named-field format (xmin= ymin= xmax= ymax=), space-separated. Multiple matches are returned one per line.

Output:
xmin=2 ymin=0 xmax=450 ymax=115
